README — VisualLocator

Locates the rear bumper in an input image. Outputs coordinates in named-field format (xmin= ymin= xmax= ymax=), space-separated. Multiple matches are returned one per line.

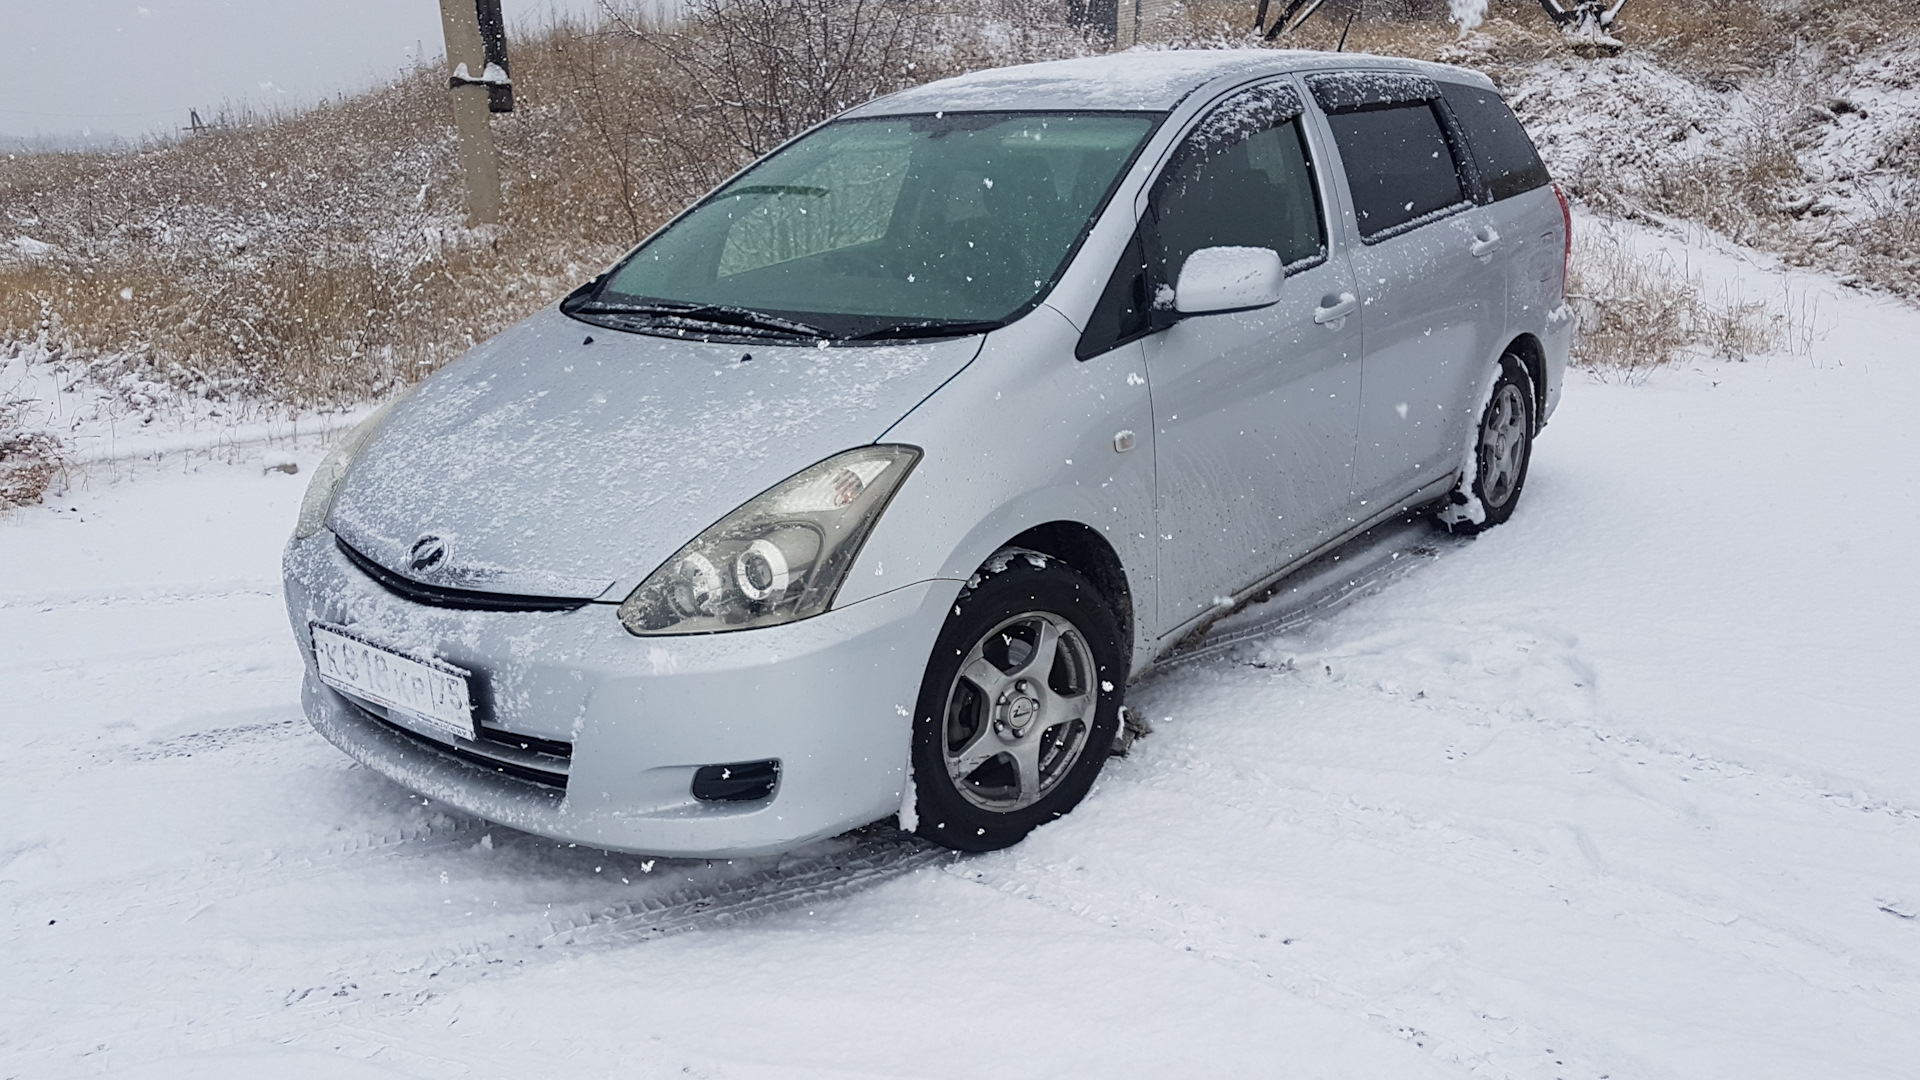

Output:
xmin=285 ymin=531 xmax=960 ymax=857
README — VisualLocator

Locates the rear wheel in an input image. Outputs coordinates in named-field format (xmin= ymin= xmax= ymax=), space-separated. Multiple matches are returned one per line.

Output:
xmin=1436 ymin=352 xmax=1535 ymax=534
xmin=910 ymin=553 xmax=1125 ymax=852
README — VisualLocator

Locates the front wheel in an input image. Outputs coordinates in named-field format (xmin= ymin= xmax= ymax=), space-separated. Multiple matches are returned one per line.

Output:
xmin=909 ymin=552 xmax=1126 ymax=852
xmin=1435 ymin=352 xmax=1535 ymax=534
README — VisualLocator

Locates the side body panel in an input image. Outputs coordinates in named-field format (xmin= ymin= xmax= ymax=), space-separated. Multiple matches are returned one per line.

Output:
xmin=1139 ymin=83 xmax=1363 ymax=627
xmin=841 ymin=307 xmax=1161 ymax=675
xmin=1141 ymin=253 xmax=1362 ymax=626
xmin=1302 ymin=89 xmax=1507 ymax=509
xmin=1500 ymin=184 xmax=1573 ymax=418
xmin=1348 ymin=209 xmax=1507 ymax=507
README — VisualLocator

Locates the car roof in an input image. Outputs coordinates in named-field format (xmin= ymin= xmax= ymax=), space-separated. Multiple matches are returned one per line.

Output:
xmin=843 ymin=49 xmax=1491 ymax=117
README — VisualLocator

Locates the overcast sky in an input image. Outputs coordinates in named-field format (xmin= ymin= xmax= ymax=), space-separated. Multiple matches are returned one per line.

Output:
xmin=0 ymin=0 xmax=606 ymax=141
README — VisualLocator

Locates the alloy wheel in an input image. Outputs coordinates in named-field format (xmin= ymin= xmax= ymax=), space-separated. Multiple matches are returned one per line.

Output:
xmin=941 ymin=611 xmax=1098 ymax=812
xmin=1479 ymin=382 xmax=1529 ymax=510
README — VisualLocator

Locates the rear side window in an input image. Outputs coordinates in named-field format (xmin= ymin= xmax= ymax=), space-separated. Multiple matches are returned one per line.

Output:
xmin=1441 ymin=83 xmax=1551 ymax=202
xmin=1324 ymin=101 xmax=1468 ymax=241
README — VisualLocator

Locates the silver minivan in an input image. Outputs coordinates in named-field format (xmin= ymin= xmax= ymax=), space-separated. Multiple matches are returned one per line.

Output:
xmin=284 ymin=50 xmax=1572 ymax=856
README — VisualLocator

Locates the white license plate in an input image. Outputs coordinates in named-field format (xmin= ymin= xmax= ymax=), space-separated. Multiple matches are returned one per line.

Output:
xmin=310 ymin=623 xmax=475 ymax=742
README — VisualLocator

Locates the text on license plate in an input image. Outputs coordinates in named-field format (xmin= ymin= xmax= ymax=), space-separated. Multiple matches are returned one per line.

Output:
xmin=310 ymin=623 xmax=475 ymax=742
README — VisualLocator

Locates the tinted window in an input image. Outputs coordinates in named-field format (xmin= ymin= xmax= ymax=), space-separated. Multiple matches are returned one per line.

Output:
xmin=1077 ymin=90 xmax=1326 ymax=360
xmin=1151 ymin=117 xmax=1326 ymax=282
xmin=1440 ymin=84 xmax=1551 ymax=202
xmin=1326 ymin=102 xmax=1467 ymax=240
xmin=1077 ymin=231 xmax=1150 ymax=361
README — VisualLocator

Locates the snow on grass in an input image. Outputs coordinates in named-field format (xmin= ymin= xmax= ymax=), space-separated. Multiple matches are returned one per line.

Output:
xmin=0 ymin=331 xmax=380 ymax=506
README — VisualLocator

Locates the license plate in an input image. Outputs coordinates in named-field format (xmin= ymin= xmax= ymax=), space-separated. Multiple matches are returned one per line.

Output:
xmin=310 ymin=623 xmax=475 ymax=742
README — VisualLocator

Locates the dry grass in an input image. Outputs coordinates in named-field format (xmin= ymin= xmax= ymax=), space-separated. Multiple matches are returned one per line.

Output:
xmin=1844 ymin=183 xmax=1920 ymax=297
xmin=1566 ymin=224 xmax=1787 ymax=379
xmin=1648 ymin=126 xmax=1806 ymax=244
xmin=0 ymin=71 xmax=588 ymax=408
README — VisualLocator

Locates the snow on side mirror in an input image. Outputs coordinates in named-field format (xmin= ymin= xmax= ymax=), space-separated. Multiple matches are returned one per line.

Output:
xmin=1174 ymin=246 xmax=1285 ymax=316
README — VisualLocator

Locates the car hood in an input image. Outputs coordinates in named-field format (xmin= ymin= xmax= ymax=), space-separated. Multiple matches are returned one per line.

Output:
xmin=327 ymin=307 xmax=981 ymax=600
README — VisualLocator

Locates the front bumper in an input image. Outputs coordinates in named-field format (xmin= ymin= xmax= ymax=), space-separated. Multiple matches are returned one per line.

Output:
xmin=284 ymin=532 xmax=960 ymax=857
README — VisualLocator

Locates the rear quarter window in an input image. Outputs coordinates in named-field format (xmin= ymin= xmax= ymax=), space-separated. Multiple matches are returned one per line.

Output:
xmin=1324 ymin=101 xmax=1468 ymax=241
xmin=1440 ymin=83 xmax=1551 ymax=202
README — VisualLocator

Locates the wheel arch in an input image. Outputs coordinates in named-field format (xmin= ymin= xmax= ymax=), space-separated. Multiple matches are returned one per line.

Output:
xmin=1504 ymin=332 xmax=1548 ymax=432
xmin=998 ymin=521 xmax=1135 ymax=664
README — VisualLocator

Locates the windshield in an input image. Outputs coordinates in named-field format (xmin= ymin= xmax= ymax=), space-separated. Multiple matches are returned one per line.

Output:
xmin=569 ymin=111 xmax=1161 ymax=341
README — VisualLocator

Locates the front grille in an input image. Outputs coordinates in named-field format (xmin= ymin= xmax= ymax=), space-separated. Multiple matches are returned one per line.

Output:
xmin=335 ymin=535 xmax=593 ymax=613
xmin=338 ymin=692 xmax=572 ymax=792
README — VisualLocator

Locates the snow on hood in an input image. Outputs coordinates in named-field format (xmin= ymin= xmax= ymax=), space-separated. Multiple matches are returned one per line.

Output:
xmin=327 ymin=307 xmax=981 ymax=600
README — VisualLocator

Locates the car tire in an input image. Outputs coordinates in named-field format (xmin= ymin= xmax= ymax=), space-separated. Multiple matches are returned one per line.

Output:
xmin=909 ymin=551 xmax=1127 ymax=853
xmin=1435 ymin=352 xmax=1535 ymax=534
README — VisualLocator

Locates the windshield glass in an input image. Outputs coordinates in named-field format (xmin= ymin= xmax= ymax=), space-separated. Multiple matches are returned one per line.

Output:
xmin=573 ymin=111 xmax=1161 ymax=341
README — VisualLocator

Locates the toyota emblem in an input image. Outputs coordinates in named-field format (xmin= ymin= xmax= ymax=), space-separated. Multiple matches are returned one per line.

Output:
xmin=408 ymin=535 xmax=448 ymax=573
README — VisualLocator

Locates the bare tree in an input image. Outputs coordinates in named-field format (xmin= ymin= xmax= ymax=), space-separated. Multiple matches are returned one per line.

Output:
xmin=1250 ymin=0 xmax=1635 ymax=48
xmin=1536 ymin=0 xmax=1630 ymax=47
xmin=601 ymin=0 xmax=934 ymax=184
xmin=1254 ymin=0 xmax=1331 ymax=40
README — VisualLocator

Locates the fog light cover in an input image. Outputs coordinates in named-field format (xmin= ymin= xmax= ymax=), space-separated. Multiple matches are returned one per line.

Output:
xmin=691 ymin=760 xmax=781 ymax=802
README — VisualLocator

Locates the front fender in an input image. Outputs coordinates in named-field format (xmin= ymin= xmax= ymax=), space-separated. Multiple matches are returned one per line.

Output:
xmin=837 ymin=307 xmax=1159 ymax=674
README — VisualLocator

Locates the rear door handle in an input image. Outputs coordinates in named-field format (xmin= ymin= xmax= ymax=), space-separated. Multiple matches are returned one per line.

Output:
xmin=1470 ymin=228 xmax=1503 ymax=258
xmin=1313 ymin=292 xmax=1358 ymax=325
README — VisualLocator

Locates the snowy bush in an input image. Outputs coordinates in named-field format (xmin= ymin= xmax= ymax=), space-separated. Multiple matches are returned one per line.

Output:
xmin=0 ymin=391 xmax=62 ymax=507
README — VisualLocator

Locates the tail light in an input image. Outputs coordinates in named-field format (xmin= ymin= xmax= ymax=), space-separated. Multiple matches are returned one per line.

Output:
xmin=1553 ymin=183 xmax=1573 ymax=296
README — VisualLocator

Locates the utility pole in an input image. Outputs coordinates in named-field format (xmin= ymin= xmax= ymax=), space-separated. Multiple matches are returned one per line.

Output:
xmin=437 ymin=0 xmax=506 ymax=225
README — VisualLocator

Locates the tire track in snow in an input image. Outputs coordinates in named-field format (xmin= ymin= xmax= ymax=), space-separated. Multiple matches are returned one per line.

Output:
xmin=1081 ymin=649 xmax=1920 ymax=1076
xmin=940 ymin=854 xmax=1609 ymax=1080
xmin=12 ymin=813 xmax=495 ymax=929
xmin=5 ymin=708 xmax=320 ymax=785
xmin=1163 ymin=641 xmax=1920 ymax=991
xmin=269 ymin=829 xmax=948 ymax=1023
xmin=124 ymin=714 xmax=312 ymax=762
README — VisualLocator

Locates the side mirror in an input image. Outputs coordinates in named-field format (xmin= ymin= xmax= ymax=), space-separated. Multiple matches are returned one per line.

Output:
xmin=1173 ymin=246 xmax=1284 ymax=316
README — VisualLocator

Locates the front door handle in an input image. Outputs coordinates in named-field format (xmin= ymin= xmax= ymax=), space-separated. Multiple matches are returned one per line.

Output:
xmin=1313 ymin=292 xmax=1358 ymax=325
xmin=1470 ymin=227 xmax=1503 ymax=259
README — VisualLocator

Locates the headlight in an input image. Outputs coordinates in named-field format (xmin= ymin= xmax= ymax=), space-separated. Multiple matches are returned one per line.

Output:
xmin=619 ymin=445 xmax=920 ymax=635
xmin=291 ymin=396 xmax=406 ymax=540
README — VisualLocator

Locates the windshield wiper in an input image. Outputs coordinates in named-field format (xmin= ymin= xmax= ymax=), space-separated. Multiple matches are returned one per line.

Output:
xmin=842 ymin=319 xmax=1004 ymax=342
xmin=572 ymin=300 xmax=828 ymax=339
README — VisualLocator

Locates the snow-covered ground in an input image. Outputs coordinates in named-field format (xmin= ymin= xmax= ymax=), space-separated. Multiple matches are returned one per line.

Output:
xmin=5 ymin=226 xmax=1920 ymax=1079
